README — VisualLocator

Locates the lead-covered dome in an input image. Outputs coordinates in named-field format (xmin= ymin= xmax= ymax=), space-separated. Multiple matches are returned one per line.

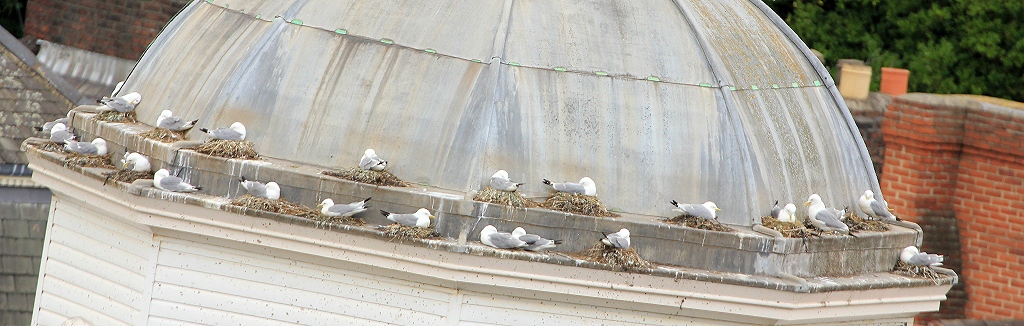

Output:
xmin=122 ymin=0 xmax=878 ymax=224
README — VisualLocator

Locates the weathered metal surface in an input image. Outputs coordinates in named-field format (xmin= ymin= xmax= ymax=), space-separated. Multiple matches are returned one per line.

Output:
xmin=120 ymin=0 xmax=879 ymax=224
xmin=35 ymin=40 xmax=136 ymax=104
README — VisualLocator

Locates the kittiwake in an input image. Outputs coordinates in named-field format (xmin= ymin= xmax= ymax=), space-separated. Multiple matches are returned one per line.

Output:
xmin=156 ymin=110 xmax=198 ymax=131
xmin=318 ymin=197 xmax=371 ymax=217
xmin=49 ymin=123 xmax=76 ymax=144
xmin=670 ymin=200 xmax=721 ymax=220
xmin=542 ymin=177 xmax=596 ymax=196
xmin=511 ymin=227 xmax=562 ymax=251
xmin=490 ymin=170 xmax=525 ymax=192
xmin=64 ymin=138 xmax=107 ymax=156
xmin=359 ymin=149 xmax=387 ymax=171
xmin=239 ymin=177 xmax=280 ymax=200
xmin=480 ymin=225 xmax=526 ymax=249
xmin=97 ymin=92 xmax=142 ymax=113
xmin=805 ymin=194 xmax=850 ymax=234
xmin=380 ymin=208 xmax=433 ymax=227
xmin=859 ymin=190 xmax=897 ymax=221
xmin=601 ymin=228 xmax=631 ymax=249
xmin=199 ymin=122 xmax=246 ymax=141
xmin=121 ymin=152 xmax=151 ymax=172
xmin=900 ymin=246 xmax=943 ymax=266
xmin=154 ymin=169 xmax=201 ymax=192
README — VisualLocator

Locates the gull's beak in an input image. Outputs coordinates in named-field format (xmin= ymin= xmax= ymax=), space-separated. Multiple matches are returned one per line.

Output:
xmin=122 ymin=162 xmax=129 ymax=169
xmin=804 ymin=201 xmax=811 ymax=207
xmin=316 ymin=204 xmax=323 ymax=208
xmin=429 ymin=215 xmax=436 ymax=219
xmin=716 ymin=208 xmax=722 ymax=211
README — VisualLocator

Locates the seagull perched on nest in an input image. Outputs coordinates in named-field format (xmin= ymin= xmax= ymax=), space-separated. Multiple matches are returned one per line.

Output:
xmin=670 ymin=200 xmax=721 ymax=220
xmin=318 ymin=197 xmax=371 ymax=217
xmin=805 ymin=194 xmax=850 ymax=234
xmin=859 ymin=190 xmax=897 ymax=221
xmin=380 ymin=208 xmax=433 ymax=227
xmin=239 ymin=177 xmax=280 ymax=200
xmin=199 ymin=122 xmax=246 ymax=141
xmin=480 ymin=225 xmax=527 ymax=249
xmin=97 ymin=92 xmax=142 ymax=113
xmin=156 ymin=110 xmax=198 ymax=131
xmin=490 ymin=170 xmax=525 ymax=192
xmin=154 ymin=169 xmax=201 ymax=192
xmin=64 ymin=138 xmax=108 ymax=156
xmin=900 ymin=246 xmax=943 ymax=266
xmin=121 ymin=153 xmax=151 ymax=172
xmin=601 ymin=228 xmax=631 ymax=249
xmin=49 ymin=123 xmax=76 ymax=144
xmin=511 ymin=227 xmax=562 ymax=251
xmin=770 ymin=200 xmax=797 ymax=223
xmin=35 ymin=113 xmax=69 ymax=133
xmin=359 ymin=149 xmax=387 ymax=171
xmin=542 ymin=177 xmax=596 ymax=196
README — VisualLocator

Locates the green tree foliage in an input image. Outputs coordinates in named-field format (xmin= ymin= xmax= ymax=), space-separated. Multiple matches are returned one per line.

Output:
xmin=767 ymin=0 xmax=1024 ymax=102
xmin=0 ymin=0 xmax=24 ymax=37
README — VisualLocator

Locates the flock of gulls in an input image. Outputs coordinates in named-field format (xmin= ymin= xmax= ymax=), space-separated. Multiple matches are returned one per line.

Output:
xmin=36 ymin=87 xmax=944 ymax=274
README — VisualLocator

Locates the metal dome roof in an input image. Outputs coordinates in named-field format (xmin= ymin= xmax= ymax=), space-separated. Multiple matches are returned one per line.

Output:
xmin=121 ymin=0 xmax=879 ymax=224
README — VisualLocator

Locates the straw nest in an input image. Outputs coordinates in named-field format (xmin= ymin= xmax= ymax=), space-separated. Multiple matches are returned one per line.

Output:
xmin=96 ymin=110 xmax=137 ymax=123
xmin=322 ymin=168 xmax=408 ymax=187
xmin=760 ymin=216 xmax=819 ymax=238
xmin=63 ymin=153 xmax=114 ymax=169
xmin=843 ymin=214 xmax=890 ymax=232
xmin=473 ymin=187 xmax=537 ymax=208
xmin=891 ymin=260 xmax=942 ymax=282
xmin=229 ymin=195 xmax=366 ymax=226
xmin=193 ymin=140 xmax=260 ymax=160
xmin=377 ymin=224 xmax=440 ymax=241
xmin=663 ymin=214 xmax=734 ymax=232
xmin=32 ymin=142 xmax=66 ymax=153
xmin=103 ymin=170 xmax=155 ymax=185
xmin=140 ymin=128 xmax=187 ymax=143
xmin=541 ymin=193 xmax=618 ymax=217
xmin=574 ymin=242 xmax=652 ymax=271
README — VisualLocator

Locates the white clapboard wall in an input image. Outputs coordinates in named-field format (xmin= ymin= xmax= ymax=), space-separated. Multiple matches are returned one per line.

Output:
xmin=32 ymin=198 xmax=725 ymax=326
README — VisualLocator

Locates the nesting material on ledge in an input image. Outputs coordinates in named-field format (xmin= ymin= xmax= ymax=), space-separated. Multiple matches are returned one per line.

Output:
xmin=474 ymin=187 xmax=537 ymax=208
xmin=193 ymin=139 xmax=260 ymax=160
xmin=103 ymin=170 xmax=154 ymax=185
xmin=63 ymin=153 xmax=114 ymax=169
xmin=541 ymin=193 xmax=618 ymax=217
xmin=140 ymin=128 xmax=187 ymax=143
xmin=844 ymin=214 xmax=890 ymax=232
xmin=322 ymin=168 xmax=408 ymax=187
xmin=892 ymin=260 xmax=942 ymax=283
xmin=663 ymin=213 xmax=734 ymax=232
xmin=575 ymin=242 xmax=652 ymax=271
xmin=760 ymin=216 xmax=819 ymax=238
xmin=229 ymin=195 xmax=359 ymax=225
xmin=96 ymin=110 xmax=137 ymax=123
xmin=377 ymin=224 xmax=440 ymax=241
xmin=32 ymin=142 xmax=66 ymax=153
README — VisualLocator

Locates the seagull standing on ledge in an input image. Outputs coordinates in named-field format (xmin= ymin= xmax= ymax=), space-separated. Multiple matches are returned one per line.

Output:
xmin=671 ymin=200 xmax=721 ymax=220
xmin=490 ymin=170 xmax=525 ymax=192
xmin=480 ymin=225 xmax=526 ymax=249
xmin=154 ymin=169 xmax=201 ymax=192
xmin=359 ymin=149 xmax=387 ymax=171
xmin=805 ymin=194 xmax=850 ymax=234
xmin=859 ymin=190 xmax=897 ymax=221
xmin=542 ymin=177 xmax=597 ymax=196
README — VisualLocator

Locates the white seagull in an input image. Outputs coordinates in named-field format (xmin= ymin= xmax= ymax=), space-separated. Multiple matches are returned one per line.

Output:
xmin=805 ymin=194 xmax=850 ymax=234
xmin=670 ymin=200 xmax=721 ymax=220
xmin=97 ymin=92 xmax=142 ymax=113
xmin=318 ymin=197 xmax=371 ymax=217
xmin=380 ymin=208 xmax=433 ymax=227
xmin=199 ymin=122 xmax=246 ymax=141
xmin=542 ymin=177 xmax=597 ymax=196
xmin=770 ymin=200 xmax=798 ymax=223
xmin=121 ymin=152 xmax=151 ymax=172
xmin=64 ymin=138 xmax=107 ymax=156
xmin=154 ymin=169 xmax=201 ymax=192
xmin=359 ymin=148 xmax=387 ymax=171
xmin=859 ymin=190 xmax=897 ymax=221
xmin=239 ymin=177 xmax=280 ymax=200
xmin=511 ymin=227 xmax=562 ymax=251
xmin=601 ymin=228 xmax=631 ymax=249
xmin=156 ymin=110 xmax=198 ymax=131
xmin=49 ymin=123 xmax=76 ymax=144
xmin=480 ymin=225 xmax=526 ymax=249
xmin=900 ymin=246 xmax=943 ymax=266
xmin=490 ymin=170 xmax=525 ymax=192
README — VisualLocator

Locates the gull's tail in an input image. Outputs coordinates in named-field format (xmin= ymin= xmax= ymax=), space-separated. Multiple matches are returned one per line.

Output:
xmin=379 ymin=210 xmax=391 ymax=217
xmin=542 ymin=179 xmax=553 ymax=186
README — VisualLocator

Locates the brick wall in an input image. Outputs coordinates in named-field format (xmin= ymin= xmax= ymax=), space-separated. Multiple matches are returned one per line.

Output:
xmin=880 ymin=94 xmax=1024 ymax=324
xmin=24 ymin=0 xmax=190 ymax=61
xmin=846 ymin=92 xmax=894 ymax=179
